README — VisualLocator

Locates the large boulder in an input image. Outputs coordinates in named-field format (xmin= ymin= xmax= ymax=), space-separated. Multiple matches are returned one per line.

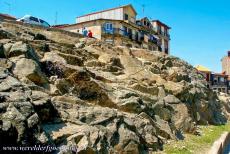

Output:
xmin=163 ymin=95 xmax=181 ymax=104
xmin=12 ymin=58 xmax=48 ymax=85
xmin=4 ymin=41 xmax=37 ymax=59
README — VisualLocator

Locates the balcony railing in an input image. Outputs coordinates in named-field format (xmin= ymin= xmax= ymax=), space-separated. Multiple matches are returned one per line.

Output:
xmin=102 ymin=27 xmax=159 ymax=44
xmin=102 ymin=27 xmax=134 ymax=39
xmin=210 ymin=81 xmax=228 ymax=86
xmin=159 ymin=31 xmax=170 ymax=38
xmin=148 ymin=35 xmax=158 ymax=44
xmin=152 ymin=28 xmax=170 ymax=38
xmin=102 ymin=28 xmax=121 ymax=35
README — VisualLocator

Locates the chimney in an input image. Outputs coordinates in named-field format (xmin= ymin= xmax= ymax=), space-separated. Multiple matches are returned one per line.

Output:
xmin=228 ymin=51 xmax=230 ymax=57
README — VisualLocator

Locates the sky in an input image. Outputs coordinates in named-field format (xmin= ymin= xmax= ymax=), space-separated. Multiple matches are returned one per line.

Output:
xmin=0 ymin=0 xmax=230 ymax=72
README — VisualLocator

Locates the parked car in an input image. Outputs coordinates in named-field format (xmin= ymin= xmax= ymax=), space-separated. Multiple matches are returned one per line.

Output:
xmin=17 ymin=15 xmax=50 ymax=27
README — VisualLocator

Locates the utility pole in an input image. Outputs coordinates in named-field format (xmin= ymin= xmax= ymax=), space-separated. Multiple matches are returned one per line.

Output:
xmin=4 ymin=2 xmax=11 ymax=13
xmin=142 ymin=4 xmax=145 ymax=15
xmin=54 ymin=12 xmax=58 ymax=25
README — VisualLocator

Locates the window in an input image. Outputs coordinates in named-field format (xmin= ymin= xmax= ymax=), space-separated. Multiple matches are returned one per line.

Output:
xmin=147 ymin=22 xmax=150 ymax=27
xmin=39 ymin=19 xmax=50 ymax=27
xmin=105 ymin=23 xmax=113 ymax=30
xmin=157 ymin=26 xmax=161 ymax=33
xmin=39 ymin=19 xmax=45 ymax=23
xmin=122 ymin=26 xmax=128 ymax=35
xmin=220 ymin=77 xmax=225 ymax=82
xmin=128 ymin=28 xmax=132 ymax=35
xmin=165 ymin=29 xmax=168 ymax=35
xmin=136 ymin=21 xmax=141 ymax=26
xmin=128 ymin=29 xmax=132 ymax=39
xmin=124 ymin=14 xmax=129 ymax=20
xmin=130 ymin=17 xmax=135 ymax=23
xmin=144 ymin=20 xmax=146 ymax=25
xmin=29 ymin=16 xmax=39 ymax=22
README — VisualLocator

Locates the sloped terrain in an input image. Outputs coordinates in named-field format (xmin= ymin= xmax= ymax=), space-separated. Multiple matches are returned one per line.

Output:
xmin=0 ymin=21 xmax=229 ymax=154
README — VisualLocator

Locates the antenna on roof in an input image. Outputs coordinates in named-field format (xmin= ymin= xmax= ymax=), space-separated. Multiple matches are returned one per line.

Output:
xmin=142 ymin=4 xmax=145 ymax=15
xmin=4 ymin=2 xmax=11 ymax=13
xmin=55 ymin=12 xmax=58 ymax=25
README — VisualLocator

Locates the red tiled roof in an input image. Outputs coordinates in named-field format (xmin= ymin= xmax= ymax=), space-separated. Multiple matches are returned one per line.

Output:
xmin=76 ymin=4 xmax=137 ymax=19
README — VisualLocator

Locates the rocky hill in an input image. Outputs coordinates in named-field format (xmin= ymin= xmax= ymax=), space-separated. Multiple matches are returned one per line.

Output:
xmin=0 ymin=21 xmax=229 ymax=154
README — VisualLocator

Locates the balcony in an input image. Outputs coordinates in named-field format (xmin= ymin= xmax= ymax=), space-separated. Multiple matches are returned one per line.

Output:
xmin=210 ymin=81 xmax=228 ymax=87
xmin=148 ymin=35 xmax=158 ymax=44
xmin=149 ymin=39 xmax=157 ymax=44
xmin=102 ymin=27 xmax=151 ymax=44
xmin=165 ymin=48 xmax=169 ymax=54
xmin=158 ymin=46 xmax=162 ymax=51
xmin=159 ymin=31 xmax=170 ymax=38
xmin=102 ymin=27 xmax=120 ymax=35
xmin=102 ymin=28 xmax=138 ymax=41
xmin=152 ymin=28 xmax=170 ymax=39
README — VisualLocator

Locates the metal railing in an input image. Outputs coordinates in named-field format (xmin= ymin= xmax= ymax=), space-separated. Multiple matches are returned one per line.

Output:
xmin=102 ymin=27 xmax=138 ymax=41
xmin=102 ymin=27 xmax=160 ymax=45
xmin=210 ymin=81 xmax=228 ymax=86
xmin=152 ymin=28 xmax=170 ymax=38
xmin=102 ymin=28 xmax=123 ymax=35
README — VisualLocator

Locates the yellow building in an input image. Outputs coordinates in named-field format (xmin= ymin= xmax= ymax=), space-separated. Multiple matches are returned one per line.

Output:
xmin=195 ymin=65 xmax=211 ymax=81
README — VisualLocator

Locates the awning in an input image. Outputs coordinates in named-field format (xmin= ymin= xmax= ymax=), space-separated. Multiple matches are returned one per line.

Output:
xmin=195 ymin=65 xmax=211 ymax=72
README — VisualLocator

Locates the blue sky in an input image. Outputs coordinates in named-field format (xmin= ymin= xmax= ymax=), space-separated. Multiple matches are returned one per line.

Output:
xmin=1 ymin=0 xmax=230 ymax=72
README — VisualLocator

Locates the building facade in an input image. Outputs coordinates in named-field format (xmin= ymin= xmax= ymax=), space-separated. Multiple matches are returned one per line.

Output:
xmin=221 ymin=51 xmax=230 ymax=93
xmin=57 ymin=4 xmax=170 ymax=54
xmin=151 ymin=20 xmax=170 ymax=54
xmin=76 ymin=4 xmax=137 ymax=24
xmin=196 ymin=65 xmax=229 ymax=93
xmin=210 ymin=73 xmax=228 ymax=93
xmin=222 ymin=51 xmax=230 ymax=75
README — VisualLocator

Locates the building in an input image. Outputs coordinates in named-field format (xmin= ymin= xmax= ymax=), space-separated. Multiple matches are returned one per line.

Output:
xmin=196 ymin=65 xmax=229 ymax=93
xmin=196 ymin=65 xmax=212 ymax=82
xmin=210 ymin=73 xmax=229 ymax=93
xmin=136 ymin=17 xmax=159 ymax=51
xmin=76 ymin=4 xmax=137 ymax=24
xmin=151 ymin=20 xmax=171 ymax=54
xmin=228 ymin=76 xmax=230 ymax=93
xmin=0 ymin=13 xmax=17 ymax=21
xmin=58 ymin=4 xmax=170 ymax=54
xmin=221 ymin=51 xmax=230 ymax=93
xmin=221 ymin=51 xmax=230 ymax=75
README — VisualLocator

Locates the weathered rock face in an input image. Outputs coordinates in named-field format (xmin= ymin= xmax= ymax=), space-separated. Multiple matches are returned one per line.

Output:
xmin=0 ymin=21 xmax=229 ymax=153
xmin=0 ymin=67 xmax=49 ymax=148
